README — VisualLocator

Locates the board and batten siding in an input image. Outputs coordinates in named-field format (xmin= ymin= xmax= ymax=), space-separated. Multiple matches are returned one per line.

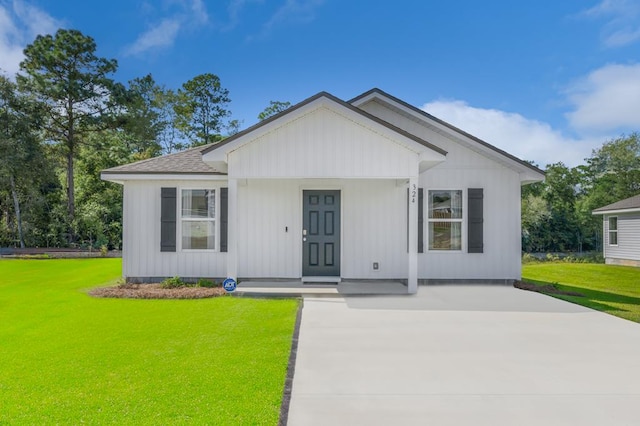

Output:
xmin=418 ymin=167 xmax=522 ymax=280
xmin=122 ymin=180 xmax=227 ymax=280
xmin=237 ymin=178 xmax=408 ymax=279
xmin=124 ymin=171 xmax=520 ymax=281
xmin=226 ymin=106 xmax=423 ymax=179
xmin=359 ymin=99 xmax=523 ymax=280
xmin=603 ymin=213 xmax=640 ymax=262
xmin=119 ymin=97 xmax=528 ymax=282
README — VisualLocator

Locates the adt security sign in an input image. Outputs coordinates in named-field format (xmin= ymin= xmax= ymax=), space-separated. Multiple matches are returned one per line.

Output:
xmin=223 ymin=278 xmax=237 ymax=292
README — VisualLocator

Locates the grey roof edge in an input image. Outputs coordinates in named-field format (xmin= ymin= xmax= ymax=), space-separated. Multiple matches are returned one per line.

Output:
xmin=592 ymin=194 xmax=640 ymax=213
xmin=349 ymin=88 xmax=545 ymax=176
xmin=202 ymin=91 xmax=448 ymax=156
xmin=101 ymin=170 xmax=226 ymax=175
xmin=101 ymin=143 xmax=218 ymax=173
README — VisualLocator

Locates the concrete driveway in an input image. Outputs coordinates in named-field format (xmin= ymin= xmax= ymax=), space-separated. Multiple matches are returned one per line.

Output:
xmin=286 ymin=285 xmax=640 ymax=425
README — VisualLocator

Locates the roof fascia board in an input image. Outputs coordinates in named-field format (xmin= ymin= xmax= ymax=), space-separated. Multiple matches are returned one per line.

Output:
xmin=592 ymin=208 xmax=640 ymax=215
xmin=101 ymin=172 xmax=228 ymax=183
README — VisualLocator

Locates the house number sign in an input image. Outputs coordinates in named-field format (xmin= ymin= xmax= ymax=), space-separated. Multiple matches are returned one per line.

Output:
xmin=410 ymin=183 xmax=417 ymax=203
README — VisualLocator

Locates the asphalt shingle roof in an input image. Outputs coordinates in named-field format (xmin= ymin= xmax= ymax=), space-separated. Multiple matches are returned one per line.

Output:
xmin=101 ymin=88 xmax=544 ymax=178
xmin=101 ymin=143 xmax=225 ymax=175
xmin=593 ymin=194 xmax=640 ymax=213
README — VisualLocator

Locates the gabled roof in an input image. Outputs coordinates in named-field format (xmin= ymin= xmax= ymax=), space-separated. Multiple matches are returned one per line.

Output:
xmin=101 ymin=87 xmax=545 ymax=180
xmin=202 ymin=91 xmax=447 ymax=156
xmin=349 ymin=88 xmax=545 ymax=177
xmin=101 ymin=143 xmax=225 ymax=175
xmin=593 ymin=194 xmax=640 ymax=214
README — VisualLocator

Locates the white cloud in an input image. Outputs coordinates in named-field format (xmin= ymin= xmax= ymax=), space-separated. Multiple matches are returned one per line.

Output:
xmin=421 ymin=100 xmax=599 ymax=168
xmin=565 ymin=63 xmax=640 ymax=132
xmin=420 ymin=61 xmax=640 ymax=168
xmin=125 ymin=18 xmax=181 ymax=55
xmin=266 ymin=0 xmax=323 ymax=27
xmin=250 ymin=0 xmax=323 ymax=39
xmin=125 ymin=0 xmax=208 ymax=56
xmin=225 ymin=0 xmax=263 ymax=31
xmin=581 ymin=0 xmax=640 ymax=47
xmin=12 ymin=0 xmax=59 ymax=39
xmin=189 ymin=0 xmax=208 ymax=25
xmin=0 ymin=0 xmax=61 ymax=76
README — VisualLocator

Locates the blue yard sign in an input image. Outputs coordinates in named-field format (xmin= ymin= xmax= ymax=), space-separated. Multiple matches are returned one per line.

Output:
xmin=223 ymin=278 xmax=237 ymax=292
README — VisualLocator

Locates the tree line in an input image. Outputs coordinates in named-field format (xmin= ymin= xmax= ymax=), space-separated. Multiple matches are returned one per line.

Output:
xmin=0 ymin=29 xmax=288 ymax=250
xmin=1 ymin=28 xmax=638 ymax=252
xmin=522 ymin=133 xmax=640 ymax=253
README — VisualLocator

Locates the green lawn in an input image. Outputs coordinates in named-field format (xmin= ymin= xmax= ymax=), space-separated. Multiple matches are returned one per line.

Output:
xmin=0 ymin=259 xmax=298 ymax=425
xmin=522 ymin=263 xmax=640 ymax=323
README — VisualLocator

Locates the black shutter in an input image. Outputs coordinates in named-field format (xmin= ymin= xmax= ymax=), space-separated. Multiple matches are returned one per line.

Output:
xmin=160 ymin=187 xmax=177 ymax=252
xmin=407 ymin=187 xmax=424 ymax=253
xmin=418 ymin=188 xmax=424 ymax=253
xmin=220 ymin=188 xmax=228 ymax=252
xmin=468 ymin=188 xmax=484 ymax=253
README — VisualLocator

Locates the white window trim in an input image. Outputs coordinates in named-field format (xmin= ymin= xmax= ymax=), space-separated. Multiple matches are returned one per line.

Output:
xmin=178 ymin=186 xmax=220 ymax=252
xmin=608 ymin=216 xmax=618 ymax=247
xmin=426 ymin=188 xmax=465 ymax=252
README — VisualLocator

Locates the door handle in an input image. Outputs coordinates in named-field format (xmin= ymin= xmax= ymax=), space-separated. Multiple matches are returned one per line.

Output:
xmin=303 ymin=229 xmax=307 ymax=236
xmin=303 ymin=237 xmax=307 ymax=242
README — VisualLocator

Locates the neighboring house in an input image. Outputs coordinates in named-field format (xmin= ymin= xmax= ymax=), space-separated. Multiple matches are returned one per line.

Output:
xmin=101 ymin=88 xmax=544 ymax=292
xmin=592 ymin=194 xmax=640 ymax=267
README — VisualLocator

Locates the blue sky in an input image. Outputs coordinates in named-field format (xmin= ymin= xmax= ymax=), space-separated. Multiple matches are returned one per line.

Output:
xmin=1 ymin=0 xmax=640 ymax=167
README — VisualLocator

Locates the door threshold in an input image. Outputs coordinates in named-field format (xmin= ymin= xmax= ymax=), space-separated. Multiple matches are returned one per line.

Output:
xmin=302 ymin=276 xmax=341 ymax=284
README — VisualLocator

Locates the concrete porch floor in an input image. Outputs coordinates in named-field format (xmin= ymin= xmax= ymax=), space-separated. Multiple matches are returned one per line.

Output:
xmin=232 ymin=280 xmax=409 ymax=297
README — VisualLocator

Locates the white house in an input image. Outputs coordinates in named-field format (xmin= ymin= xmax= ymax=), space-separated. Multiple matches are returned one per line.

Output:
xmin=593 ymin=194 xmax=640 ymax=267
xmin=101 ymin=88 xmax=544 ymax=293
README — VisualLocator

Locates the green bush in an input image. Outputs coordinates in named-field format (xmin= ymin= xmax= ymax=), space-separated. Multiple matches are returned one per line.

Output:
xmin=577 ymin=252 xmax=605 ymax=264
xmin=196 ymin=279 xmax=217 ymax=288
xmin=17 ymin=254 xmax=50 ymax=260
xmin=160 ymin=276 xmax=184 ymax=289
xmin=522 ymin=252 xmax=605 ymax=264
xmin=545 ymin=253 xmax=560 ymax=262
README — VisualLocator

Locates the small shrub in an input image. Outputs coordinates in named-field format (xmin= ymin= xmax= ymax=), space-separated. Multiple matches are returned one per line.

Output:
xmin=100 ymin=245 xmax=108 ymax=257
xmin=581 ymin=252 xmax=605 ymax=264
xmin=160 ymin=276 xmax=184 ymax=289
xmin=545 ymin=253 xmax=560 ymax=262
xmin=522 ymin=251 xmax=605 ymax=264
xmin=18 ymin=254 xmax=50 ymax=259
xmin=196 ymin=279 xmax=217 ymax=288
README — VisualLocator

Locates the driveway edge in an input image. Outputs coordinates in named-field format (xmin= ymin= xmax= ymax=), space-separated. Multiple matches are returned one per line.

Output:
xmin=278 ymin=298 xmax=304 ymax=426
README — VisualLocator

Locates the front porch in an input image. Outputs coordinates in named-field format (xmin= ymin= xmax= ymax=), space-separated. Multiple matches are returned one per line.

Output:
xmin=232 ymin=280 xmax=409 ymax=298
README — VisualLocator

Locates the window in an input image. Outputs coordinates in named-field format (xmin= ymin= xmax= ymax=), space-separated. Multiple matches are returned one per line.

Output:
xmin=428 ymin=190 xmax=462 ymax=250
xmin=609 ymin=216 xmax=618 ymax=246
xmin=181 ymin=189 xmax=215 ymax=250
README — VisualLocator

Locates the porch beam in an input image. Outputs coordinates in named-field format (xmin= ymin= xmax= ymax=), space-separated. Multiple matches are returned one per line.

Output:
xmin=408 ymin=175 xmax=418 ymax=294
xmin=227 ymin=178 xmax=238 ymax=280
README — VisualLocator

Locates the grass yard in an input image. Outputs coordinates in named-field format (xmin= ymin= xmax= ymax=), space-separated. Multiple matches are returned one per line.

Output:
xmin=522 ymin=263 xmax=640 ymax=323
xmin=0 ymin=259 xmax=299 ymax=425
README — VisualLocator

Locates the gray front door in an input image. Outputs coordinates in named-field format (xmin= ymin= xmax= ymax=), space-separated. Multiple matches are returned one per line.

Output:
xmin=303 ymin=190 xmax=340 ymax=276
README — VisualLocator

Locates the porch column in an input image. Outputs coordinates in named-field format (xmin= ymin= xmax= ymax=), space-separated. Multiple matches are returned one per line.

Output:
xmin=408 ymin=175 xmax=418 ymax=294
xmin=227 ymin=178 xmax=238 ymax=280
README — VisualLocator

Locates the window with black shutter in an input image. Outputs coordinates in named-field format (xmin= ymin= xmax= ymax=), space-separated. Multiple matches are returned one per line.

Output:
xmin=467 ymin=188 xmax=484 ymax=253
xmin=160 ymin=187 xmax=177 ymax=252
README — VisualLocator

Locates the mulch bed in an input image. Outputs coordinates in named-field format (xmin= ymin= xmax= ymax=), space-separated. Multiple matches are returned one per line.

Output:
xmin=89 ymin=283 xmax=227 ymax=299
xmin=514 ymin=280 xmax=583 ymax=297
